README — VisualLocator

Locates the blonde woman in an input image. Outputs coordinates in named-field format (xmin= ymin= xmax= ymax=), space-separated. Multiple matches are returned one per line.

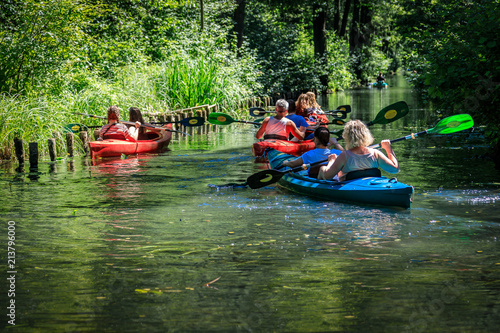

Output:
xmin=318 ymin=120 xmax=399 ymax=181
xmin=295 ymin=93 xmax=310 ymax=118
xmin=306 ymin=91 xmax=323 ymax=114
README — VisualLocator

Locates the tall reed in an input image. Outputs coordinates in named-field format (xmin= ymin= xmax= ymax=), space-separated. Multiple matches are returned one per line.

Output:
xmin=0 ymin=55 xmax=256 ymax=161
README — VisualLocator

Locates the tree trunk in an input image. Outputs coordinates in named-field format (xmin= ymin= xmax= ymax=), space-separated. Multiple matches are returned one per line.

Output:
xmin=233 ymin=0 xmax=246 ymax=56
xmin=349 ymin=0 xmax=360 ymax=53
xmin=339 ymin=0 xmax=351 ymax=38
xmin=360 ymin=0 xmax=373 ymax=46
xmin=333 ymin=0 xmax=341 ymax=33
xmin=313 ymin=4 xmax=328 ymax=89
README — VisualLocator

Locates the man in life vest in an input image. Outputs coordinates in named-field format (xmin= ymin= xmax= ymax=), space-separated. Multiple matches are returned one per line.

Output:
xmin=255 ymin=99 xmax=304 ymax=141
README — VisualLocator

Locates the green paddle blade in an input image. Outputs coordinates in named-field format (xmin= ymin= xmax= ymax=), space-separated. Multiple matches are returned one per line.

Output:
xmin=427 ymin=114 xmax=474 ymax=134
xmin=64 ymin=123 xmax=88 ymax=133
xmin=368 ymin=101 xmax=409 ymax=126
xmin=208 ymin=112 xmax=235 ymax=125
xmin=329 ymin=129 xmax=343 ymax=136
xmin=253 ymin=118 xmax=265 ymax=128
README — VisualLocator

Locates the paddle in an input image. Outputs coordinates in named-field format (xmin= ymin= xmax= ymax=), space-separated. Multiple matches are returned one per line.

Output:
xmin=246 ymin=113 xmax=474 ymax=189
xmin=333 ymin=100 xmax=410 ymax=141
xmin=151 ymin=117 xmax=205 ymax=127
xmin=322 ymin=118 xmax=345 ymax=126
xmin=208 ymin=112 xmax=262 ymax=125
xmin=63 ymin=123 xmax=89 ymax=133
xmin=249 ymin=105 xmax=351 ymax=119
xmin=74 ymin=112 xmax=190 ymax=135
xmin=322 ymin=105 xmax=351 ymax=119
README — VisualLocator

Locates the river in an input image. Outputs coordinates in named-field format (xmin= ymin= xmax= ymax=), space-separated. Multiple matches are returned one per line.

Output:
xmin=1 ymin=75 xmax=499 ymax=332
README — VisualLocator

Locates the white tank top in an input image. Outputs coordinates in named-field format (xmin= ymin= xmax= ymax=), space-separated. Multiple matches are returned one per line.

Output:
xmin=266 ymin=117 xmax=291 ymax=137
xmin=342 ymin=149 xmax=379 ymax=173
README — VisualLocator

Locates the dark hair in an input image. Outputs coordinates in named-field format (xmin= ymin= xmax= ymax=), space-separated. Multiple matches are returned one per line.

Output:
xmin=128 ymin=107 xmax=146 ymax=136
xmin=107 ymin=105 xmax=120 ymax=121
xmin=286 ymin=99 xmax=296 ymax=113
xmin=314 ymin=127 xmax=330 ymax=146
xmin=305 ymin=107 xmax=315 ymax=116
xmin=129 ymin=107 xmax=145 ymax=123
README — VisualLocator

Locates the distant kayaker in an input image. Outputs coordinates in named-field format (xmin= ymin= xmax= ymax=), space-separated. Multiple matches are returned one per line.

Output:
xmin=98 ymin=105 xmax=140 ymax=141
xmin=376 ymin=72 xmax=386 ymax=83
xmin=318 ymin=120 xmax=399 ymax=181
xmin=282 ymin=127 xmax=342 ymax=178
xmin=255 ymin=99 xmax=304 ymax=141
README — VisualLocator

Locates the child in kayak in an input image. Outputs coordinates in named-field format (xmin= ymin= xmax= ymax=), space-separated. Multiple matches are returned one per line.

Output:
xmin=318 ymin=120 xmax=399 ymax=181
xmin=256 ymin=99 xmax=304 ymax=141
xmin=99 ymin=105 xmax=140 ymax=141
xmin=281 ymin=127 xmax=343 ymax=178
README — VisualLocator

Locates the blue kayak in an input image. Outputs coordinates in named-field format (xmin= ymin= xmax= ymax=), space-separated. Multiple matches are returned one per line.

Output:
xmin=373 ymin=81 xmax=387 ymax=88
xmin=267 ymin=149 xmax=413 ymax=208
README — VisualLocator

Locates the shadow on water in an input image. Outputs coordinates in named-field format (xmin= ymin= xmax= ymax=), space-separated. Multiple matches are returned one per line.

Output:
xmin=0 ymin=75 xmax=499 ymax=332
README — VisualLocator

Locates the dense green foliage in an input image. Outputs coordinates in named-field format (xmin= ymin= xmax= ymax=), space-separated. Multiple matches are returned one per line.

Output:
xmin=398 ymin=0 xmax=500 ymax=164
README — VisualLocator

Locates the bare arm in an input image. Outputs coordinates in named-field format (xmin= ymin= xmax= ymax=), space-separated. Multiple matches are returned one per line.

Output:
xmin=256 ymin=117 xmax=270 ymax=139
xmin=287 ymin=122 xmax=305 ymax=140
xmin=328 ymin=137 xmax=344 ymax=151
xmin=282 ymin=156 xmax=304 ymax=168
xmin=318 ymin=152 xmax=346 ymax=180
xmin=375 ymin=140 xmax=399 ymax=173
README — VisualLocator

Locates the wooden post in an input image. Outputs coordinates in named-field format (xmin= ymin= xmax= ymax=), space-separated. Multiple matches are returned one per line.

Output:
xmin=14 ymin=137 xmax=25 ymax=165
xmin=28 ymin=142 xmax=38 ymax=168
xmin=48 ymin=138 xmax=57 ymax=161
xmin=79 ymin=131 xmax=89 ymax=155
xmin=66 ymin=132 xmax=74 ymax=157
xmin=93 ymin=129 xmax=100 ymax=140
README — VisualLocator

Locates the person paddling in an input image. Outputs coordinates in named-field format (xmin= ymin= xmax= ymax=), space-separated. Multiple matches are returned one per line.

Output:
xmin=99 ymin=105 xmax=140 ymax=141
xmin=318 ymin=119 xmax=399 ymax=181
xmin=256 ymin=99 xmax=304 ymax=141
xmin=127 ymin=107 xmax=166 ymax=140
xmin=376 ymin=71 xmax=386 ymax=83
xmin=282 ymin=127 xmax=342 ymax=178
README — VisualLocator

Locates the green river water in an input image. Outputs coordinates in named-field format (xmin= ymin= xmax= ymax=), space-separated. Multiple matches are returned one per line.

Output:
xmin=1 ymin=76 xmax=499 ymax=332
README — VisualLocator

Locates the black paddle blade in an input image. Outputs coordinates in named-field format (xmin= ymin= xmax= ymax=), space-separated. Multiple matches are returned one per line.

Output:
xmin=330 ymin=118 xmax=345 ymax=126
xmin=179 ymin=117 xmax=205 ymax=127
xmin=367 ymin=101 xmax=409 ymax=126
xmin=249 ymin=107 xmax=267 ymax=117
xmin=247 ymin=169 xmax=284 ymax=189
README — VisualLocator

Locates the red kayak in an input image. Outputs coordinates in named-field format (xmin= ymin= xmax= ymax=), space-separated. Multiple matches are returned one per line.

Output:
xmin=252 ymin=114 xmax=330 ymax=162
xmin=90 ymin=124 xmax=173 ymax=158
xmin=252 ymin=139 xmax=315 ymax=162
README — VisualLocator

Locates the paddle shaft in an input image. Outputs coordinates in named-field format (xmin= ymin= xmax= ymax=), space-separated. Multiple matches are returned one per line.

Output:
xmin=74 ymin=112 xmax=190 ymax=135
xmin=369 ymin=130 xmax=428 ymax=149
